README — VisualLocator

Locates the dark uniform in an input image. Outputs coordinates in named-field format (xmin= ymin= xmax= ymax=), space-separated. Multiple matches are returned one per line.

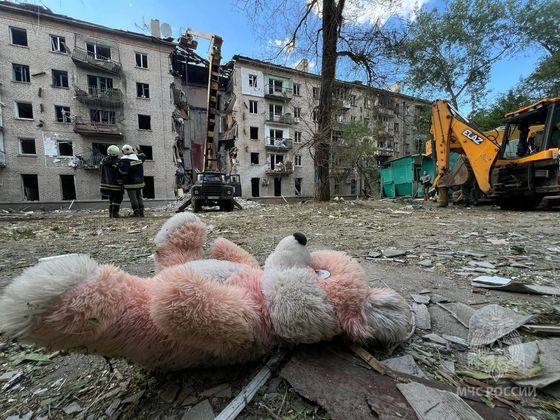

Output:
xmin=119 ymin=152 xmax=146 ymax=217
xmin=100 ymin=155 xmax=124 ymax=218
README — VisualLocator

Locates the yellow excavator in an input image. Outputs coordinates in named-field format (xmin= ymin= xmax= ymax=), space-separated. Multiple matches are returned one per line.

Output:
xmin=430 ymin=98 xmax=560 ymax=209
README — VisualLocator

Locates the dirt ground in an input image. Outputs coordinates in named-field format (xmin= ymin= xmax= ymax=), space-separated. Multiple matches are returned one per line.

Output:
xmin=0 ymin=198 xmax=559 ymax=419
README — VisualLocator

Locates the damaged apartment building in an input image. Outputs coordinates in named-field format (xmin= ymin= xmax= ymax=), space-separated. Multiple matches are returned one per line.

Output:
xmin=212 ymin=55 xmax=430 ymax=199
xmin=0 ymin=2 xmax=178 ymax=206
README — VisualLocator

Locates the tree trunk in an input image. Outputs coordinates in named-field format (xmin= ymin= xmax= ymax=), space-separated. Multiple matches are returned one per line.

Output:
xmin=314 ymin=0 xmax=343 ymax=201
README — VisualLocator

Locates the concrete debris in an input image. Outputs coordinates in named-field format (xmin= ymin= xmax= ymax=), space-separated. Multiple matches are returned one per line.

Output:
xmin=367 ymin=251 xmax=382 ymax=258
xmin=468 ymin=260 xmax=496 ymax=269
xmin=423 ymin=333 xmax=448 ymax=346
xmin=381 ymin=354 xmax=427 ymax=378
xmin=382 ymin=248 xmax=407 ymax=258
xmin=397 ymin=382 xmax=484 ymax=420
xmin=431 ymin=294 xmax=453 ymax=303
xmin=181 ymin=400 xmax=215 ymax=420
xmin=469 ymin=304 xmax=534 ymax=346
xmin=441 ymin=360 xmax=456 ymax=374
xmin=510 ymin=338 xmax=560 ymax=388
xmin=438 ymin=302 xmax=475 ymax=328
xmin=418 ymin=259 xmax=433 ymax=267
xmin=411 ymin=293 xmax=431 ymax=304
xmin=457 ymin=250 xmax=486 ymax=258
xmin=441 ymin=334 xmax=468 ymax=348
xmin=411 ymin=303 xmax=431 ymax=330
xmin=63 ymin=402 xmax=83 ymax=415
xmin=472 ymin=276 xmax=560 ymax=296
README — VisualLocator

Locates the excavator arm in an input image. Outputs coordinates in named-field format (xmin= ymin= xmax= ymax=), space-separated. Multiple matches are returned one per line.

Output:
xmin=431 ymin=100 xmax=501 ymax=205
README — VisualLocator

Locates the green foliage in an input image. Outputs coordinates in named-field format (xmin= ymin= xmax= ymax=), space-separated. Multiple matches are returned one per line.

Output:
xmin=469 ymin=89 xmax=532 ymax=131
xmin=399 ymin=0 xmax=520 ymax=108
xmin=522 ymin=52 xmax=560 ymax=98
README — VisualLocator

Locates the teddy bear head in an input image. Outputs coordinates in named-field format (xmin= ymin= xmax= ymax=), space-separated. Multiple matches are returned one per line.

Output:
xmin=261 ymin=233 xmax=412 ymax=346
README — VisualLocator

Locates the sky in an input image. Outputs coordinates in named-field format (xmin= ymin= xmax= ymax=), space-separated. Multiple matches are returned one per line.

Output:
xmin=30 ymin=0 xmax=544 ymax=112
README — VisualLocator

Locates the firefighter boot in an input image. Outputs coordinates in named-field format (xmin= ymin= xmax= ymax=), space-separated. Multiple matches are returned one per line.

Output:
xmin=139 ymin=206 xmax=145 ymax=218
xmin=112 ymin=204 xmax=121 ymax=218
xmin=108 ymin=204 xmax=114 ymax=218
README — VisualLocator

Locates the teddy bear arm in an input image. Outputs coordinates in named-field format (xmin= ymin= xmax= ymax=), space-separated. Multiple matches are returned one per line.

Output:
xmin=211 ymin=237 xmax=260 ymax=269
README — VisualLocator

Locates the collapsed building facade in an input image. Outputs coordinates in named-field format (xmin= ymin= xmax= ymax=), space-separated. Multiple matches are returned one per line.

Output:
xmin=0 ymin=2 xmax=178 ymax=206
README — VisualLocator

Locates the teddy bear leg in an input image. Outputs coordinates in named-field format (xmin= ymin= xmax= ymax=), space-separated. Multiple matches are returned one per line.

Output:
xmin=150 ymin=265 xmax=261 ymax=359
xmin=211 ymin=238 xmax=260 ymax=268
xmin=154 ymin=213 xmax=207 ymax=272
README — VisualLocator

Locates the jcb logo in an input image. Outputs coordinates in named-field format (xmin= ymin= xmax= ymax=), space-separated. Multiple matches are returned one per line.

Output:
xmin=462 ymin=129 xmax=484 ymax=145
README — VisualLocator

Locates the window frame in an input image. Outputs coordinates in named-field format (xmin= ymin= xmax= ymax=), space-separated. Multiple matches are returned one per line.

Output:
xmin=250 ymin=152 xmax=259 ymax=165
xmin=90 ymin=109 xmax=116 ymax=124
xmin=55 ymin=105 xmax=71 ymax=123
xmin=293 ymin=107 xmax=301 ymax=118
xmin=294 ymin=131 xmax=302 ymax=144
xmin=50 ymin=34 xmax=67 ymax=53
xmin=52 ymin=69 xmax=69 ymax=88
xmin=136 ymin=82 xmax=150 ymax=98
xmin=248 ymin=74 xmax=258 ymax=88
xmin=293 ymin=83 xmax=301 ymax=96
xmin=12 ymin=63 xmax=30 ymax=83
xmin=249 ymin=100 xmax=258 ymax=114
xmin=294 ymin=155 xmax=302 ymax=167
xmin=57 ymin=141 xmax=74 ymax=157
xmin=19 ymin=138 xmax=36 ymax=155
xmin=249 ymin=126 xmax=259 ymax=140
xmin=138 ymin=114 xmax=152 ymax=130
xmin=10 ymin=27 xmax=28 ymax=47
xmin=135 ymin=52 xmax=148 ymax=69
xmin=86 ymin=42 xmax=111 ymax=60
xmin=15 ymin=102 xmax=34 ymax=120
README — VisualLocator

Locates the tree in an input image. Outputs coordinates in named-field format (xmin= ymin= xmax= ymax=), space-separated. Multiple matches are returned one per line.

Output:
xmin=337 ymin=121 xmax=378 ymax=197
xmin=469 ymin=89 xmax=532 ymax=131
xmin=398 ymin=0 xmax=521 ymax=109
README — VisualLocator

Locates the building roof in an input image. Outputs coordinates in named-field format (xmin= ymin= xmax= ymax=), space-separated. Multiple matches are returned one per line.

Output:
xmin=231 ymin=55 xmax=430 ymax=105
xmin=0 ymin=0 xmax=175 ymax=47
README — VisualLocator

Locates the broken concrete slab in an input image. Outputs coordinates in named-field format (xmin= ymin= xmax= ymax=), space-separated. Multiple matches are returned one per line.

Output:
xmin=181 ymin=400 xmax=214 ymax=420
xmin=423 ymin=333 xmax=448 ymax=346
xmin=63 ymin=402 xmax=83 ymax=415
xmin=438 ymin=302 xmax=476 ymax=328
xmin=509 ymin=338 xmax=560 ymax=388
xmin=382 ymin=248 xmax=407 ymax=258
xmin=411 ymin=293 xmax=431 ymax=304
xmin=441 ymin=360 xmax=456 ymax=374
xmin=431 ymin=294 xmax=453 ymax=303
xmin=468 ymin=261 xmax=496 ymax=269
xmin=472 ymin=276 xmax=560 ymax=296
xmin=411 ymin=303 xmax=431 ymax=330
xmin=469 ymin=304 xmax=534 ymax=346
xmin=397 ymin=382 xmax=483 ymax=420
xmin=381 ymin=354 xmax=427 ymax=378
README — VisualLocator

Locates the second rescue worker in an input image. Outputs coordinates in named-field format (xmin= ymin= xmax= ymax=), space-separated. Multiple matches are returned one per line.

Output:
xmin=119 ymin=144 xmax=146 ymax=217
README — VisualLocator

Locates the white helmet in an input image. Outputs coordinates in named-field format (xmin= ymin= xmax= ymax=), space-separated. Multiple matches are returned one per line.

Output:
xmin=107 ymin=145 xmax=120 ymax=156
xmin=121 ymin=144 xmax=134 ymax=155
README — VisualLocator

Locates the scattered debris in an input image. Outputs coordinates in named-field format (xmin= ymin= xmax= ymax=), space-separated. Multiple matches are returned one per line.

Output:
xmin=411 ymin=303 xmax=432 ymax=330
xmin=382 ymin=355 xmax=427 ymax=378
xmin=472 ymin=276 xmax=560 ymax=296
xmin=382 ymin=248 xmax=407 ymax=258
xmin=469 ymin=304 xmax=534 ymax=346
xmin=509 ymin=338 xmax=560 ymax=388
xmin=411 ymin=293 xmax=431 ymax=304
xmin=62 ymin=402 xmax=83 ymax=415
xmin=181 ymin=399 xmax=215 ymax=420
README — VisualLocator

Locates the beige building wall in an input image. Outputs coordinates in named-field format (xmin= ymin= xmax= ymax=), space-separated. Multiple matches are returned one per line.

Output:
xmin=0 ymin=4 xmax=176 ymax=204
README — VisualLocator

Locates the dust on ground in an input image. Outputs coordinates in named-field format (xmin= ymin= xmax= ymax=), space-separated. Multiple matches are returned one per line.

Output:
xmin=1 ymin=199 xmax=559 ymax=419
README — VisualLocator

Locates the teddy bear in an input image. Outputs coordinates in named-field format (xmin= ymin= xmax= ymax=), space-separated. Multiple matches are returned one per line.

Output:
xmin=0 ymin=213 xmax=412 ymax=370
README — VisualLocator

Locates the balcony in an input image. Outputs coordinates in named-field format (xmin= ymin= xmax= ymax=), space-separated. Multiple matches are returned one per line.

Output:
xmin=334 ymin=98 xmax=351 ymax=109
xmin=266 ymin=161 xmax=294 ymax=177
xmin=75 ymin=86 xmax=123 ymax=107
xmin=265 ymin=137 xmax=293 ymax=152
xmin=376 ymin=147 xmax=395 ymax=157
xmin=264 ymin=87 xmax=292 ymax=102
xmin=74 ymin=118 xmax=123 ymax=138
xmin=71 ymin=47 xmax=122 ymax=75
xmin=267 ymin=113 xmax=293 ymax=125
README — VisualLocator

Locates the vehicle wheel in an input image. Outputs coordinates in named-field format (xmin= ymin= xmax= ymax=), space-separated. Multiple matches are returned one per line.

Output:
xmin=222 ymin=200 xmax=234 ymax=212
xmin=495 ymin=196 xmax=541 ymax=210
xmin=191 ymin=198 xmax=202 ymax=213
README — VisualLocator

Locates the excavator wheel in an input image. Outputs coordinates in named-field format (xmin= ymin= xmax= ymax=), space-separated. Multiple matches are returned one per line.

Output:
xmin=495 ymin=196 xmax=541 ymax=210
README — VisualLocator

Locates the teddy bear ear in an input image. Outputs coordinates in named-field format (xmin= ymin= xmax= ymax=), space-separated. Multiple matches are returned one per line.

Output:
xmin=262 ymin=267 xmax=338 ymax=343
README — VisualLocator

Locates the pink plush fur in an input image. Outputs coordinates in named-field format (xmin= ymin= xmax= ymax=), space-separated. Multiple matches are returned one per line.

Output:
xmin=0 ymin=213 xmax=412 ymax=370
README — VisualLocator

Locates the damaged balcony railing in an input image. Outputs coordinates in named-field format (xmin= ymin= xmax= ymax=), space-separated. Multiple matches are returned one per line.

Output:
xmin=264 ymin=87 xmax=292 ymax=101
xmin=73 ymin=117 xmax=123 ymax=138
xmin=75 ymin=86 xmax=123 ymax=107
xmin=265 ymin=137 xmax=293 ymax=152
xmin=267 ymin=114 xmax=294 ymax=124
xmin=265 ymin=161 xmax=294 ymax=176
xmin=71 ymin=47 xmax=122 ymax=75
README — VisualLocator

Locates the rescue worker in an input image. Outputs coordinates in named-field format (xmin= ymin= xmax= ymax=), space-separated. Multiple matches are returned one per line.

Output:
xmin=100 ymin=145 xmax=124 ymax=218
xmin=420 ymin=170 xmax=432 ymax=201
xmin=119 ymin=144 xmax=146 ymax=217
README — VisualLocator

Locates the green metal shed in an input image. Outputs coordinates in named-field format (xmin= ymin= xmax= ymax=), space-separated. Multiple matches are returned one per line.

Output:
xmin=380 ymin=154 xmax=435 ymax=198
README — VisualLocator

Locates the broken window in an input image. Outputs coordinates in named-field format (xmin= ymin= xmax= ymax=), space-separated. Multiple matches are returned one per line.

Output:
xmin=250 ymin=152 xmax=259 ymax=164
xmin=60 ymin=175 xmax=76 ymax=200
xmin=394 ymin=122 xmax=399 ymax=132
xmin=22 ymin=174 xmax=39 ymax=201
xmin=19 ymin=138 xmax=36 ymax=154
xmin=50 ymin=35 xmax=67 ymax=53
xmin=313 ymin=87 xmax=320 ymax=99
xmin=248 ymin=74 xmax=258 ymax=87
xmin=136 ymin=82 xmax=150 ymax=98
xmin=16 ymin=102 xmax=33 ymax=119
xmin=52 ymin=69 xmax=69 ymax=88
xmin=294 ymin=131 xmax=302 ymax=143
xmin=143 ymin=176 xmax=155 ymax=199
xmin=55 ymin=106 xmax=71 ymax=123
xmin=270 ymin=153 xmax=284 ymax=170
xmin=269 ymin=103 xmax=283 ymax=120
xmin=139 ymin=145 xmax=153 ymax=160
xmin=364 ymin=97 xmax=372 ymax=109
xmin=268 ymin=79 xmax=283 ymax=94
xmin=90 ymin=109 xmax=115 ymax=124
xmin=293 ymin=107 xmax=301 ymax=118
xmin=250 ymin=126 xmax=259 ymax=140
xmin=294 ymin=155 xmax=302 ymax=166
xmin=86 ymin=42 xmax=111 ymax=60
xmin=249 ymin=100 xmax=258 ymax=114
xmin=293 ymin=83 xmax=301 ymax=96
xmin=269 ymin=129 xmax=283 ymax=145
xmin=12 ymin=64 xmax=30 ymax=82
xmin=58 ymin=141 xmax=73 ymax=156
xmin=138 ymin=114 xmax=151 ymax=130
xmin=295 ymin=177 xmax=302 ymax=196
xmin=88 ymin=75 xmax=113 ymax=94
xmin=135 ymin=52 xmax=148 ymax=68
xmin=350 ymin=95 xmax=356 ymax=106
xmin=10 ymin=27 xmax=28 ymax=46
